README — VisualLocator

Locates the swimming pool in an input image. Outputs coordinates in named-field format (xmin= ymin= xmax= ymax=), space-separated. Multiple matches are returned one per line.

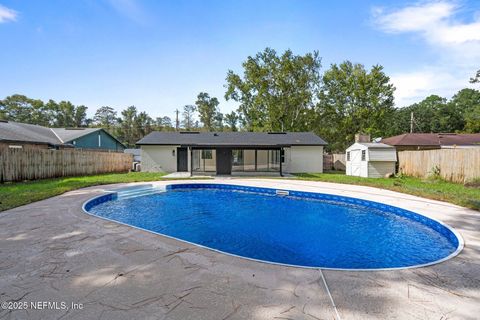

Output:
xmin=83 ymin=183 xmax=463 ymax=270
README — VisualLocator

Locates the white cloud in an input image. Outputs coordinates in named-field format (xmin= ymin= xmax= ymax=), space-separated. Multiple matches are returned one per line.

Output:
xmin=0 ymin=4 xmax=17 ymax=23
xmin=373 ymin=1 xmax=480 ymax=45
xmin=372 ymin=1 xmax=480 ymax=107
xmin=390 ymin=69 xmax=476 ymax=106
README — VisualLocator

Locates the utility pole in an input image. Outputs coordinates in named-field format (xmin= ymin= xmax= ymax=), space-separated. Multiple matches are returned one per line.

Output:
xmin=175 ymin=109 xmax=179 ymax=131
xmin=410 ymin=112 xmax=414 ymax=133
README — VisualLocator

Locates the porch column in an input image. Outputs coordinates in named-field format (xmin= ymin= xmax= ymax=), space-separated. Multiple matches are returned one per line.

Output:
xmin=280 ymin=148 xmax=283 ymax=177
xmin=189 ymin=147 xmax=193 ymax=177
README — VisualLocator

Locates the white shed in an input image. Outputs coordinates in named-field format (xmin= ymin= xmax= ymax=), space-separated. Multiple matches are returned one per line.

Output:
xmin=346 ymin=143 xmax=397 ymax=178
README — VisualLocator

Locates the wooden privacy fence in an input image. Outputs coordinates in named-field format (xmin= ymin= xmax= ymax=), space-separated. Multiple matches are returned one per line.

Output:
xmin=0 ymin=146 xmax=133 ymax=182
xmin=398 ymin=148 xmax=480 ymax=183
xmin=323 ymin=153 xmax=346 ymax=171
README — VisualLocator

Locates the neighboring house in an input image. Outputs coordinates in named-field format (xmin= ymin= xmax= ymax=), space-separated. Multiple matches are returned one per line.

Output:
xmin=381 ymin=133 xmax=480 ymax=151
xmin=0 ymin=120 xmax=125 ymax=151
xmin=136 ymin=131 xmax=327 ymax=175
xmin=346 ymin=142 xmax=397 ymax=178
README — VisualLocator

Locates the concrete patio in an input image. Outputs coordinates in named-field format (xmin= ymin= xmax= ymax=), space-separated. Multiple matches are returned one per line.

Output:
xmin=0 ymin=179 xmax=479 ymax=320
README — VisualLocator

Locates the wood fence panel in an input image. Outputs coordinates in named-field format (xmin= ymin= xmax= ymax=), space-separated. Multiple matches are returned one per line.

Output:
xmin=398 ymin=149 xmax=480 ymax=183
xmin=0 ymin=146 xmax=133 ymax=182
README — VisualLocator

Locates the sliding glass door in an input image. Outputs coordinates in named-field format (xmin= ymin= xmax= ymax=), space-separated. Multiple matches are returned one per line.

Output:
xmin=231 ymin=149 xmax=280 ymax=172
xmin=192 ymin=149 xmax=216 ymax=172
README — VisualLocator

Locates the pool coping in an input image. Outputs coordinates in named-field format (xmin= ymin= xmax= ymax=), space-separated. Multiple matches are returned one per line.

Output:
xmin=81 ymin=182 xmax=465 ymax=272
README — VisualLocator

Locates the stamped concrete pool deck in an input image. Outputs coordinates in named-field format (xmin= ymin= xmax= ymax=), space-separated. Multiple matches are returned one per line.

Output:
xmin=0 ymin=178 xmax=479 ymax=320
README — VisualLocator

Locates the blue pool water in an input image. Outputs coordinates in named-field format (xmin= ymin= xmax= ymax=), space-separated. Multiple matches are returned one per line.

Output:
xmin=85 ymin=184 xmax=460 ymax=269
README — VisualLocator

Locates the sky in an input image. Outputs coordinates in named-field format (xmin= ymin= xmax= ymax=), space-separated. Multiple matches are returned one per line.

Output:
xmin=1 ymin=0 xmax=479 ymax=120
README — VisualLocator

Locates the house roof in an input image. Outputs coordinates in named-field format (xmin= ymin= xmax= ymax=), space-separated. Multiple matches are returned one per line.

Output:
xmin=381 ymin=133 xmax=480 ymax=146
xmin=136 ymin=132 xmax=327 ymax=147
xmin=50 ymin=127 xmax=102 ymax=143
xmin=0 ymin=120 xmax=124 ymax=147
xmin=0 ymin=120 xmax=60 ymax=145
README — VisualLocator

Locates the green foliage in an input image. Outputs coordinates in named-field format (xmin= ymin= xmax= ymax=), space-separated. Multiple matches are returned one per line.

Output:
xmin=464 ymin=105 xmax=480 ymax=133
xmin=181 ymin=105 xmax=197 ymax=131
xmin=196 ymin=92 xmax=220 ymax=131
xmin=0 ymin=95 xmax=52 ymax=126
xmin=316 ymin=62 xmax=396 ymax=151
xmin=93 ymin=106 xmax=118 ymax=129
xmin=470 ymin=69 xmax=480 ymax=83
xmin=224 ymin=111 xmax=239 ymax=131
xmin=389 ymin=89 xmax=480 ymax=135
xmin=225 ymin=48 xmax=321 ymax=132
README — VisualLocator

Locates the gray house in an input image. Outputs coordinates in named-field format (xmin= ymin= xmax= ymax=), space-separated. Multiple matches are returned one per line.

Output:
xmin=0 ymin=120 xmax=125 ymax=151
xmin=136 ymin=131 xmax=327 ymax=176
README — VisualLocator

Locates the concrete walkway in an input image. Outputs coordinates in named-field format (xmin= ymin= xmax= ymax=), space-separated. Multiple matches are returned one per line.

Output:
xmin=0 ymin=179 xmax=479 ymax=319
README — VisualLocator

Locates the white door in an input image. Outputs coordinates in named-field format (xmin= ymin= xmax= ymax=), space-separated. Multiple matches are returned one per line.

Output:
xmin=350 ymin=150 xmax=362 ymax=176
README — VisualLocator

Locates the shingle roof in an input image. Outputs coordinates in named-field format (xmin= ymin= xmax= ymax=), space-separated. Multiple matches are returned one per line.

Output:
xmin=381 ymin=133 xmax=480 ymax=146
xmin=136 ymin=132 xmax=327 ymax=147
xmin=0 ymin=121 xmax=122 ymax=146
xmin=0 ymin=121 xmax=60 ymax=145
xmin=50 ymin=128 xmax=102 ymax=143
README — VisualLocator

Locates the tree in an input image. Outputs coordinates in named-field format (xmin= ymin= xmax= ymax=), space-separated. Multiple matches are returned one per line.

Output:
xmin=0 ymin=94 xmax=51 ymax=125
xmin=74 ymin=105 xmax=89 ymax=127
xmin=155 ymin=116 xmax=174 ymax=131
xmin=225 ymin=111 xmax=239 ymax=131
xmin=118 ymin=106 xmax=138 ymax=147
xmin=93 ymin=106 xmax=118 ymax=129
xmin=213 ymin=112 xmax=224 ymax=131
xmin=135 ymin=111 xmax=154 ymax=139
xmin=225 ymin=48 xmax=321 ymax=132
xmin=450 ymin=88 xmax=480 ymax=133
xmin=464 ymin=106 xmax=480 ymax=132
xmin=316 ymin=61 xmax=396 ymax=151
xmin=181 ymin=105 xmax=196 ymax=130
xmin=470 ymin=69 xmax=480 ymax=83
xmin=195 ymin=92 xmax=219 ymax=131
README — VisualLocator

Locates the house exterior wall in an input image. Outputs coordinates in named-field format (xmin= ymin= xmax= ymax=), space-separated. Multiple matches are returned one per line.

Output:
xmin=141 ymin=145 xmax=180 ymax=172
xmin=141 ymin=145 xmax=324 ymax=174
xmin=284 ymin=146 xmax=323 ymax=173
xmin=70 ymin=130 xmax=124 ymax=151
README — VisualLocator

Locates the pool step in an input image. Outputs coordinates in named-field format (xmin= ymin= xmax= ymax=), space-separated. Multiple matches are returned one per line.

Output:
xmin=116 ymin=186 xmax=165 ymax=200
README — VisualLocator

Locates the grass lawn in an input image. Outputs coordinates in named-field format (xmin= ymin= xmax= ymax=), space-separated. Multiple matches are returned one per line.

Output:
xmin=0 ymin=172 xmax=210 ymax=212
xmin=292 ymin=172 xmax=480 ymax=211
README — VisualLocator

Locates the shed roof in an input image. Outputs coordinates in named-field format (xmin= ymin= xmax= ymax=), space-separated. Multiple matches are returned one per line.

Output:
xmin=346 ymin=142 xmax=395 ymax=150
xmin=136 ymin=132 xmax=327 ymax=147
xmin=381 ymin=133 xmax=480 ymax=146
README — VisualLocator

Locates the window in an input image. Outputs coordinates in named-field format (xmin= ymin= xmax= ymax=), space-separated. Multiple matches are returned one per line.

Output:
xmin=202 ymin=150 xmax=212 ymax=159
xmin=361 ymin=150 xmax=366 ymax=161
xmin=347 ymin=152 xmax=350 ymax=161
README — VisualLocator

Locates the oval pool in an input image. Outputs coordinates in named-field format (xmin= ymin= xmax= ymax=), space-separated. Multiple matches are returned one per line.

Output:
xmin=83 ymin=183 xmax=463 ymax=270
